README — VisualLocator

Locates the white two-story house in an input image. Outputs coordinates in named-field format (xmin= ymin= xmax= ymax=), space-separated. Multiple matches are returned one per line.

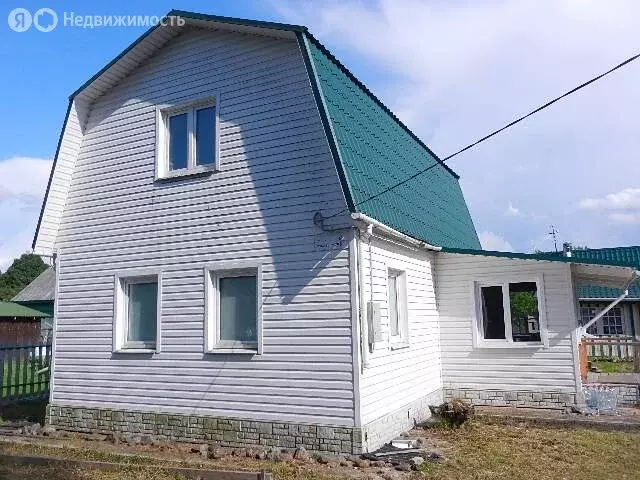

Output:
xmin=34 ymin=10 xmax=638 ymax=453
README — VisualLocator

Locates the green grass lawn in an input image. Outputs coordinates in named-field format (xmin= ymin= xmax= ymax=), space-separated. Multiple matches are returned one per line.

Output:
xmin=591 ymin=359 xmax=634 ymax=373
xmin=420 ymin=419 xmax=640 ymax=480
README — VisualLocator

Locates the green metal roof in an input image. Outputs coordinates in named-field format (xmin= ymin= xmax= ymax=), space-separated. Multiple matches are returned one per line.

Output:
xmin=569 ymin=246 xmax=640 ymax=299
xmin=442 ymin=247 xmax=640 ymax=269
xmin=0 ymin=302 xmax=48 ymax=318
xmin=300 ymin=33 xmax=481 ymax=250
xmin=36 ymin=10 xmax=482 ymax=252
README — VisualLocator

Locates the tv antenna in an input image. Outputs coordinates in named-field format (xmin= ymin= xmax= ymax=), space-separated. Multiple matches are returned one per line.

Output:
xmin=549 ymin=225 xmax=559 ymax=253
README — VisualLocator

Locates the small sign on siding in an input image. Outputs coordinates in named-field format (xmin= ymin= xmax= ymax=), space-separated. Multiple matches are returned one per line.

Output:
xmin=314 ymin=232 xmax=345 ymax=251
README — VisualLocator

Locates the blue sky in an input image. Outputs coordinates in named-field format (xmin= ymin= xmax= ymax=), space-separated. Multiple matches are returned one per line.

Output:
xmin=1 ymin=0 xmax=639 ymax=268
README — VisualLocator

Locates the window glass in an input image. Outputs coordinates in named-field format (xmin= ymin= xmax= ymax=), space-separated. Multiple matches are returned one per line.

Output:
xmin=168 ymin=113 xmax=188 ymax=170
xmin=480 ymin=286 xmax=505 ymax=339
xmin=219 ymin=276 xmax=257 ymax=343
xmin=388 ymin=273 xmax=399 ymax=337
xmin=580 ymin=305 xmax=598 ymax=335
xmin=127 ymin=282 xmax=157 ymax=343
xmin=509 ymin=282 xmax=541 ymax=342
xmin=602 ymin=307 xmax=624 ymax=335
xmin=196 ymin=106 xmax=215 ymax=166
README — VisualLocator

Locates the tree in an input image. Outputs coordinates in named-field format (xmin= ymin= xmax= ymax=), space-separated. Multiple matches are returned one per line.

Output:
xmin=510 ymin=291 xmax=538 ymax=319
xmin=0 ymin=253 xmax=48 ymax=301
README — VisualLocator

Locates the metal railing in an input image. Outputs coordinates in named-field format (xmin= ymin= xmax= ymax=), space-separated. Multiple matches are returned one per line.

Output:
xmin=0 ymin=342 xmax=52 ymax=404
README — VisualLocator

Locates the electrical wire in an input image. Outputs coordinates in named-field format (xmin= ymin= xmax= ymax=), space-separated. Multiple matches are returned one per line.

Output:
xmin=321 ymin=51 xmax=640 ymax=222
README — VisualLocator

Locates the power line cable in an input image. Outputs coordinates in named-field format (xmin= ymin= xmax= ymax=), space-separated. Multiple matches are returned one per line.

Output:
xmin=321 ymin=50 xmax=640 ymax=222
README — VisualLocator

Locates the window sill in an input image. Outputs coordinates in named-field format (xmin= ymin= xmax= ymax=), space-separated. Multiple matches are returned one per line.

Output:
xmin=156 ymin=165 xmax=216 ymax=181
xmin=114 ymin=348 xmax=157 ymax=354
xmin=474 ymin=342 xmax=546 ymax=349
xmin=390 ymin=342 xmax=410 ymax=351
xmin=206 ymin=347 xmax=258 ymax=355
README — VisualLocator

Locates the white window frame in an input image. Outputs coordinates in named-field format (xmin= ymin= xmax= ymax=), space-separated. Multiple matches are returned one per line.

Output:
xmin=471 ymin=275 xmax=549 ymax=349
xmin=387 ymin=268 xmax=409 ymax=349
xmin=113 ymin=269 xmax=162 ymax=354
xmin=204 ymin=261 xmax=263 ymax=355
xmin=155 ymin=95 xmax=220 ymax=179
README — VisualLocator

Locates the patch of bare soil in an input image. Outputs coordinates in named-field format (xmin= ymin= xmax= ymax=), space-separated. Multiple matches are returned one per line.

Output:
xmin=0 ymin=428 xmax=445 ymax=480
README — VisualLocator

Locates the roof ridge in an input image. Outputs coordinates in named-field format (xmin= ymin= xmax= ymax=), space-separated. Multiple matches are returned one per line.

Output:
xmin=580 ymin=245 xmax=640 ymax=251
xmin=303 ymin=32 xmax=460 ymax=180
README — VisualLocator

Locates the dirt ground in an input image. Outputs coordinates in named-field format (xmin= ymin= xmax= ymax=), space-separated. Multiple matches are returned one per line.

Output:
xmin=0 ymin=417 xmax=639 ymax=480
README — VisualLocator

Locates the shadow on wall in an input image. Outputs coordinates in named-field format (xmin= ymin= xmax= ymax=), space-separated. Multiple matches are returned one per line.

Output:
xmin=68 ymin=28 xmax=355 ymax=413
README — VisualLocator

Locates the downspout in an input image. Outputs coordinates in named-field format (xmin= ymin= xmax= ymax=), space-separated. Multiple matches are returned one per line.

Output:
xmin=358 ymin=225 xmax=372 ymax=370
xmin=581 ymin=271 xmax=639 ymax=337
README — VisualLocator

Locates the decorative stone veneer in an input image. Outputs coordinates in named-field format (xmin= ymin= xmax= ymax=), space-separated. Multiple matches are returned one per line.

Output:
xmin=361 ymin=389 xmax=442 ymax=452
xmin=47 ymin=405 xmax=362 ymax=454
xmin=444 ymin=388 xmax=576 ymax=409
xmin=584 ymin=383 xmax=639 ymax=406
xmin=47 ymin=391 xmax=444 ymax=454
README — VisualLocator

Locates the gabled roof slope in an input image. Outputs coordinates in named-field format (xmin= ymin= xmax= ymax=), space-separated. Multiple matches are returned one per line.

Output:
xmin=303 ymin=35 xmax=480 ymax=249
xmin=12 ymin=267 xmax=55 ymax=302
xmin=34 ymin=10 xmax=481 ymax=253
xmin=570 ymin=246 xmax=640 ymax=299
xmin=0 ymin=301 xmax=48 ymax=318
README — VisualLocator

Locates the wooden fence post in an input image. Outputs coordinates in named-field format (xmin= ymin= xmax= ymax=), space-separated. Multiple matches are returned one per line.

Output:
xmin=578 ymin=340 xmax=588 ymax=381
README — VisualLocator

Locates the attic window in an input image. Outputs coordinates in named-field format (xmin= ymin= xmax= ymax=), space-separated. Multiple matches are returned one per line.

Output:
xmin=156 ymin=97 xmax=219 ymax=179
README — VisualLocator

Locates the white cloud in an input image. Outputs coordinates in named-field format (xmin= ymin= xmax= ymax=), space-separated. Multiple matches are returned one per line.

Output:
xmin=275 ymin=0 xmax=640 ymax=250
xmin=579 ymin=187 xmax=640 ymax=210
xmin=0 ymin=157 xmax=52 ymax=270
xmin=0 ymin=157 xmax=52 ymax=204
xmin=506 ymin=203 xmax=521 ymax=216
xmin=478 ymin=231 xmax=514 ymax=252
xmin=608 ymin=212 xmax=640 ymax=224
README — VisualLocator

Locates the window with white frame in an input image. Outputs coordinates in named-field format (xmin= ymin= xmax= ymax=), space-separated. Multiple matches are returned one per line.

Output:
xmin=387 ymin=268 xmax=408 ymax=345
xmin=156 ymin=98 xmax=219 ymax=178
xmin=473 ymin=278 xmax=547 ymax=347
xmin=113 ymin=273 xmax=161 ymax=352
xmin=205 ymin=263 xmax=262 ymax=353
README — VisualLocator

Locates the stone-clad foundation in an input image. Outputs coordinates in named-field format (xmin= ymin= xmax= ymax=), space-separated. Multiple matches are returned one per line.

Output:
xmin=47 ymin=405 xmax=362 ymax=453
xmin=444 ymin=388 xmax=576 ymax=409
xmin=46 ymin=390 xmax=443 ymax=454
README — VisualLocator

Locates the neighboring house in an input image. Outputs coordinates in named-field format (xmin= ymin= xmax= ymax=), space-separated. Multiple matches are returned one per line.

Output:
xmin=12 ymin=267 xmax=55 ymax=341
xmin=32 ymin=11 xmax=639 ymax=453
xmin=569 ymin=246 xmax=640 ymax=339
xmin=0 ymin=302 xmax=47 ymax=346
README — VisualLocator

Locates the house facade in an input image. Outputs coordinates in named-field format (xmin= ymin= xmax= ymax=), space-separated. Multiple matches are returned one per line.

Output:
xmin=33 ymin=11 xmax=638 ymax=453
xmin=571 ymin=247 xmax=640 ymax=339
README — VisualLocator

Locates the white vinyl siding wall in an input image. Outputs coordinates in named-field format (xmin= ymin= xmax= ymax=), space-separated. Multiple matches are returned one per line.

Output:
xmin=436 ymin=253 xmax=579 ymax=395
xmin=34 ymin=101 xmax=85 ymax=256
xmin=52 ymin=29 xmax=355 ymax=425
xmin=358 ymin=237 xmax=442 ymax=425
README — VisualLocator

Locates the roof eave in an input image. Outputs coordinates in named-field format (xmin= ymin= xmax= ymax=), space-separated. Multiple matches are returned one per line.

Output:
xmin=441 ymin=247 xmax=640 ymax=269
